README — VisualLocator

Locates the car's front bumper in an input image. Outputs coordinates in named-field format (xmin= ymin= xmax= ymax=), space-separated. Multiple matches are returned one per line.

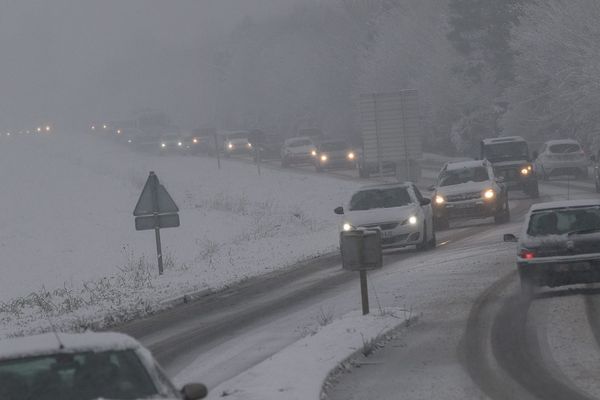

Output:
xmin=518 ymin=253 xmax=600 ymax=287
xmin=318 ymin=157 xmax=356 ymax=169
xmin=343 ymin=224 xmax=423 ymax=248
xmin=434 ymin=199 xmax=498 ymax=220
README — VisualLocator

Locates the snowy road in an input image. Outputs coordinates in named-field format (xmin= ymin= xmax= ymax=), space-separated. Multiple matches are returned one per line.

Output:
xmin=114 ymin=151 xmax=600 ymax=397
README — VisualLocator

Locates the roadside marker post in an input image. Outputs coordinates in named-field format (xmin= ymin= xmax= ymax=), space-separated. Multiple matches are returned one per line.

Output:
xmin=340 ymin=230 xmax=383 ymax=315
xmin=133 ymin=171 xmax=179 ymax=275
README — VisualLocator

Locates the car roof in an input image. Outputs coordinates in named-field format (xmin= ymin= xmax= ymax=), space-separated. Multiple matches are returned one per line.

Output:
xmin=481 ymin=136 xmax=526 ymax=144
xmin=530 ymin=199 xmax=600 ymax=213
xmin=0 ymin=332 xmax=141 ymax=361
xmin=444 ymin=159 xmax=487 ymax=171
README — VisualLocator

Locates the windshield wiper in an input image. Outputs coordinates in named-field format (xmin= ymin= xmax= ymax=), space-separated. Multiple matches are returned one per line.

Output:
xmin=567 ymin=228 xmax=600 ymax=236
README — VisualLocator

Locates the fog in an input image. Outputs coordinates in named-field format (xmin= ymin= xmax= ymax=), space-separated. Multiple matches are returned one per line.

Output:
xmin=0 ymin=0 xmax=298 ymax=131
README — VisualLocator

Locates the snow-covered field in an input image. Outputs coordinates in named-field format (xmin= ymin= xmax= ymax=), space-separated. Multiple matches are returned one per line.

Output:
xmin=0 ymin=131 xmax=361 ymax=337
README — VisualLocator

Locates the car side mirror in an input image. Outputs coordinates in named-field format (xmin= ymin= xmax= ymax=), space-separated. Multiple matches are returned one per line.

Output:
xmin=420 ymin=198 xmax=431 ymax=206
xmin=503 ymin=233 xmax=518 ymax=243
xmin=181 ymin=383 xmax=208 ymax=400
xmin=334 ymin=206 xmax=344 ymax=215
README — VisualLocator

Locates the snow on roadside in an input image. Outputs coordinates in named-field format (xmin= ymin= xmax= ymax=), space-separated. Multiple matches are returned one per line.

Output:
xmin=0 ymin=132 xmax=360 ymax=338
xmin=203 ymin=308 xmax=408 ymax=400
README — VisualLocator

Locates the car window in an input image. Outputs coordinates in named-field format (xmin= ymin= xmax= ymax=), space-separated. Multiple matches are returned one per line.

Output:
xmin=349 ymin=187 xmax=413 ymax=211
xmin=0 ymin=350 xmax=158 ymax=400
xmin=483 ymin=142 xmax=529 ymax=161
xmin=549 ymin=143 xmax=581 ymax=153
xmin=439 ymin=166 xmax=489 ymax=187
xmin=288 ymin=139 xmax=312 ymax=147
xmin=320 ymin=142 xmax=347 ymax=151
xmin=527 ymin=207 xmax=600 ymax=236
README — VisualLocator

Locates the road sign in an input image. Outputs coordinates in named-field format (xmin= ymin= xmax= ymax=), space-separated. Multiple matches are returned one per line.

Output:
xmin=133 ymin=171 xmax=180 ymax=275
xmin=134 ymin=175 xmax=179 ymax=216
xmin=135 ymin=214 xmax=180 ymax=231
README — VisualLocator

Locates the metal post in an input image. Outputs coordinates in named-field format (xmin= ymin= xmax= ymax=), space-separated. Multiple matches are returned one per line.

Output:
xmin=154 ymin=226 xmax=163 ymax=275
xmin=256 ymin=147 xmax=261 ymax=176
xmin=360 ymin=270 xmax=369 ymax=315
xmin=214 ymin=132 xmax=221 ymax=169
xmin=373 ymin=94 xmax=383 ymax=177
xmin=149 ymin=172 xmax=164 ymax=275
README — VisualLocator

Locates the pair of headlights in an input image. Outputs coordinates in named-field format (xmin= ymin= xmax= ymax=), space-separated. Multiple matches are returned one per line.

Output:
xmin=435 ymin=189 xmax=495 ymax=205
xmin=520 ymin=165 xmax=533 ymax=175
xmin=317 ymin=152 xmax=355 ymax=162
xmin=161 ymin=142 xmax=183 ymax=148
xmin=342 ymin=216 xmax=417 ymax=232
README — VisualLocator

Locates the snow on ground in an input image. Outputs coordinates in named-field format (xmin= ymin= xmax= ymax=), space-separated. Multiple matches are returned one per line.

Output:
xmin=201 ymin=308 xmax=408 ymax=400
xmin=0 ymin=131 xmax=361 ymax=337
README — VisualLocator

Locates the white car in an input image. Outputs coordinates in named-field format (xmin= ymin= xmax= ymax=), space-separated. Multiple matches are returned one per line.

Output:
xmin=280 ymin=136 xmax=317 ymax=167
xmin=431 ymin=160 xmax=509 ymax=230
xmin=504 ymin=199 xmax=600 ymax=296
xmin=334 ymin=183 xmax=435 ymax=250
xmin=534 ymin=139 xmax=589 ymax=180
xmin=0 ymin=331 xmax=207 ymax=400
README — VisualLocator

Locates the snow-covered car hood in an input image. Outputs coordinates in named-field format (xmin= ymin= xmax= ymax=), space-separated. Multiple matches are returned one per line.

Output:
xmin=288 ymin=145 xmax=315 ymax=154
xmin=344 ymin=205 xmax=418 ymax=227
xmin=435 ymin=181 xmax=492 ymax=197
xmin=491 ymin=159 xmax=529 ymax=168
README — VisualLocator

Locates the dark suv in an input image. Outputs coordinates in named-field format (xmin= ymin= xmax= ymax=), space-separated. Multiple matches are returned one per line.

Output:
xmin=480 ymin=136 xmax=539 ymax=198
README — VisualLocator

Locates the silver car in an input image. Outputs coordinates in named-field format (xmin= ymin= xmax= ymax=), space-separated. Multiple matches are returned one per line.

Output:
xmin=504 ymin=199 xmax=600 ymax=296
xmin=534 ymin=139 xmax=589 ymax=180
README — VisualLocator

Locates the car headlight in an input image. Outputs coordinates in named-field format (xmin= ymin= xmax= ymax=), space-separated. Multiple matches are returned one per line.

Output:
xmin=311 ymin=150 xmax=317 ymax=156
xmin=228 ymin=142 xmax=233 ymax=149
xmin=520 ymin=167 xmax=529 ymax=175
xmin=435 ymin=195 xmax=445 ymax=205
xmin=347 ymin=152 xmax=355 ymax=160
xmin=321 ymin=154 xmax=328 ymax=162
xmin=343 ymin=223 xmax=354 ymax=231
xmin=161 ymin=143 xmax=166 ymax=148
xmin=178 ymin=142 xmax=183 ymax=146
xmin=193 ymin=138 xmax=198 ymax=143
xmin=408 ymin=216 xmax=417 ymax=225
xmin=127 ymin=139 xmax=132 ymax=143
xmin=248 ymin=143 xmax=252 ymax=148
xmin=483 ymin=189 xmax=495 ymax=199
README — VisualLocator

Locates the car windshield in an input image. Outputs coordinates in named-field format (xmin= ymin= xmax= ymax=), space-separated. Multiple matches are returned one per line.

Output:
xmin=439 ymin=166 xmax=489 ymax=187
xmin=320 ymin=142 xmax=348 ymax=151
xmin=527 ymin=207 xmax=600 ymax=236
xmin=289 ymin=139 xmax=312 ymax=147
xmin=349 ymin=187 xmax=412 ymax=211
xmin=0 ymin=350 xmax=158 ymax=400
xmin=483 ymin=142 xmax=529 ymax=162
xmin=549 ymin=143 xmax=581 ymax=153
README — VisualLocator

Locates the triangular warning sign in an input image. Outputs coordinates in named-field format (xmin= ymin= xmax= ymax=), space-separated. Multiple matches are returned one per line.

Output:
xmin=133 ymin=172 xmax=179 ymax=216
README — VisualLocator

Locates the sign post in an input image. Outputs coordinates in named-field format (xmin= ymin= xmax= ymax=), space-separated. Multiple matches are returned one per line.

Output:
xmin=340 ymin=230 xmax=382 ymax=315
xmin=133 ymin=171 xmax=179 ymax=275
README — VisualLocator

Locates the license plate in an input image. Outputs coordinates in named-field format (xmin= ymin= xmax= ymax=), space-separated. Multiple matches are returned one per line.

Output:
xmin=453 ymin=203 xmax=475 ymax=209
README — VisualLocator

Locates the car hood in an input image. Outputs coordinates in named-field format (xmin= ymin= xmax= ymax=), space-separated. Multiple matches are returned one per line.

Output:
xmin=344 ymin=205 xmax=418 ymax=226
xmin=436 ymin=181 xmax=492 ymax=197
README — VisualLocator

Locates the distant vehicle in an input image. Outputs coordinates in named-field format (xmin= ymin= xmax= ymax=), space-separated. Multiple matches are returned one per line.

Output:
xmin=248 ymin=129 xmax=282 ymax=160
xmin=280 ymin=136 xmax=317 ymax=167
xmin=296 ymin=128 xmax=325 ymax=143
xmin=334 ymin=183 xmax=435 ymax=251
xmin=181 ymin=134 xmax=204 ymax=154
xmin=480 ymin=136 xmax=539 ymax=198
xmin=314 ymin=140 xmax=356 ymax=172
xmin=159 ymin=133 xmax=186 ymax=154
xmin=504 ymin=199 xmax=600 ymax=296
xmin=218 ymin=131 xmax=253 ymax=157
xmin=0 ymin=331 xmax=207 ymax=400
xmin=431 ymin=160 xmax=509 ymax=230
xmin=534 ymin=139 xmax=589 ymax=180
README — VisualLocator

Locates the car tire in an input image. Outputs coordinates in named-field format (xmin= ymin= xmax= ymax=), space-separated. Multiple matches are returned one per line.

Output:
xmin=416 ymin=223 xmax=435 ymax=251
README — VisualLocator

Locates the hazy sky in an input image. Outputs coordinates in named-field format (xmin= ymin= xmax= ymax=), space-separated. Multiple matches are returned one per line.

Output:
xmin=0 ymin=0 xmax=299 ymax=131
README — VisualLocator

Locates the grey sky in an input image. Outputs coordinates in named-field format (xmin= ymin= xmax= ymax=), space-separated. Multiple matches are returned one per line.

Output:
xmin=0 ymin=0 xmax=299 ymax=130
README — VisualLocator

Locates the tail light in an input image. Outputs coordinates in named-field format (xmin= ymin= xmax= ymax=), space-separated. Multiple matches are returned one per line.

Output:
xmin=519 ymin=250 xmax=535 ymax=260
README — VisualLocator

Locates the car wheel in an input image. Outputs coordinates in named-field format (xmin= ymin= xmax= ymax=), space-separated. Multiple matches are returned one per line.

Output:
xmin=416 ymin=223 xmax=429 ymax=251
